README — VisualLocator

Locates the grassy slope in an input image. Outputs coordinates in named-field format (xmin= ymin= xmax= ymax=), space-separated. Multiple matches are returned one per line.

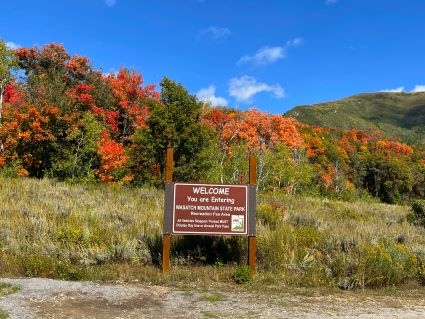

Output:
xmin=285 ymin=92 xmax=425 ymax=145
xmin=1 ymin=177 xmax=425 ymax=288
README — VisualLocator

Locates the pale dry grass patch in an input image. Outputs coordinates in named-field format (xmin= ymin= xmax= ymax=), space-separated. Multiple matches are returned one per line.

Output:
xmin=262 ymin=194 xmax=425 ymax=248
xmin=257 ymin=193 xmax=425 ymax=288
xmin=0 ymin=177 xmax=164 ymax=274
xmin=1 ymin=178 xmax=424 ymax=289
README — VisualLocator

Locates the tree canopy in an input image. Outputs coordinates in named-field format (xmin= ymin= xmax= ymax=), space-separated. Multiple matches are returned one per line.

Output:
xmin=0 ymin=40 xmax=424 ymax=203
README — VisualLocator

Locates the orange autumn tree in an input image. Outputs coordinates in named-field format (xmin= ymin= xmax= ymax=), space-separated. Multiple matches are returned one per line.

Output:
xmin=9 ymin=43 xmax=162 ymax=184
xmin=105 ymin=68 xmax=159 ymax=141
xmin=90 ymin=68 xmax=160 ymax=183
xmin=10 ymin=43 xmax=101 ymax=179
xmin=202 ymin=107 xmax=305 ymax=187
xmin=203 ymin=108 xmax=303 ymax=152
xmin=0 ymin=83 xmax=59 ymax=176
xmin=374 ymin=139 xmax=414 ymax=157
xmin=1 ymin=41 xmax=424 ymax=202
xmin=97 ymin=130 xmax=133 ymax=184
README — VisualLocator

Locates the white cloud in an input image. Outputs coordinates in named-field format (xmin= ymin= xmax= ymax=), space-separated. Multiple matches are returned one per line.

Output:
xmin=5 ymin=41 xmax=20 ymax=50
xmin=286 ymin=38 xmax=304 ymax=47
xmin=380 ymin=87 xmax=405 ymax=93
xmin=411 ymin=85 xmax=425 ymax=93
xmin=379 ymin=85 xmax=425 ymax=93
xmin=105 ymin=0 xmax=116 ymax=7
xmin=228 ymin=76 xmax=284 ymax=103
xmin=238 ymin=38 xmax=303 ymax=65
xmin=326 ymin=0 xmax=338 ymax=5
xmin=102 ymin=69 xmax=117 ymax=77
xmin=196 ymin=85 xmax=228 ymax=106
xmin=199 ymin=26 xmax=231 ymax=40
xmin=238 ymin=46 xmax=285 ymax=65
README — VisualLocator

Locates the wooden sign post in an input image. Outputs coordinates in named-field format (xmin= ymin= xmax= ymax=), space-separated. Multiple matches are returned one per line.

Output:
xmin=162 ymin=148 xmax=173 ymax=272
xmin=162 ymin=148 xmax=256 ymax=275
xmin=248 ymin=156 xmax=256 ymax=277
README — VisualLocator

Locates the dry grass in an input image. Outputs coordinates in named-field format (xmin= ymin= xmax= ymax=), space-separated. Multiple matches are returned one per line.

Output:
xmin=1 ymin=177 xmax=424 ymax=289
xmin=0 ymin=177 xmax=163 ymax=275
xmin=258 ymin=193 xmax=425 ymax=247
xmin=257 ymin=193 xmax=425 ymax=288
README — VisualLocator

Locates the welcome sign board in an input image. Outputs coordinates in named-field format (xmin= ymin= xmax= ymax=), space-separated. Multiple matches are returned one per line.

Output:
xmin=163 ymin=182 xmax=256 ymax=236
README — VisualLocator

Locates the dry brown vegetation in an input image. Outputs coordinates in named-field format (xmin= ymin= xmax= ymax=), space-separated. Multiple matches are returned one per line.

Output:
xmin=0 ymin=177 xmax=424 ymax=289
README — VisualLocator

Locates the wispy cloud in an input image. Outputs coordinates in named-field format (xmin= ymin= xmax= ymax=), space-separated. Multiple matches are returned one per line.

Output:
xmin=411 ymin=85 xmax=425 ymax=93
xmin=326 ymin=0 xmax=338 ymax=5
xmin=238 ymin=38 xmax=303 ymax=65
xmin=380 ymin=86 xmax=405 ymax=93
xmin=286 ymin=37 xmax=304 ymax=47
xmin=5 ymin=41 xmax=21 ymax=50
xmin=228 ymin=76 xmax=284 ymax=103
xmin=238 ymin=46 xmax=285 ymax=65
xmin=196 ymin=85 xmax=228 ymax=106
xmin=198 ymin=26 xmax=231 ymax=40
xmin=380 ymin=85 xmax=425 ymax=93
xmin=105 ymin=0 xmax=116 ymax=7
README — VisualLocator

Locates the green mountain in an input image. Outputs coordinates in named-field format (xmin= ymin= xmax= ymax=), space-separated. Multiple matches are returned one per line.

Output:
xmin=285 ymin=92 xmax=425 ymax=146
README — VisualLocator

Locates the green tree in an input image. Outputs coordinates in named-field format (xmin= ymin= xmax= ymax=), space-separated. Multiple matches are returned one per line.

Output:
xmin=261 ymin=144 xmax=316 ymax=193
xmin=47 ymin=113 xmax=103 ymax=182
xmin=412 ymin=161 xmax=425 ymax=198
xmin=131 ymin=77 xmax=213 ymax=185
xmin=360 ymin=152 xmax=413 ymax=203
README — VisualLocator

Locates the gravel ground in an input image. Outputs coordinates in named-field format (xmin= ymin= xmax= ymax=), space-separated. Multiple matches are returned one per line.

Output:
xmin=1 ymin=278 xmax=425 ymax=318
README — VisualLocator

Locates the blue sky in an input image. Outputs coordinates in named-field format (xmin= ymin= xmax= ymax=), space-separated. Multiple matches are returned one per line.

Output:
xmin=1 ymin=0 xmax=425 ymax=114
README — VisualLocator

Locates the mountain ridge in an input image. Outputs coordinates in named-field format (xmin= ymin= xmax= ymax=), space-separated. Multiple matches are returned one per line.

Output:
xmin=285 ymin=91 xmax=425 ymax=146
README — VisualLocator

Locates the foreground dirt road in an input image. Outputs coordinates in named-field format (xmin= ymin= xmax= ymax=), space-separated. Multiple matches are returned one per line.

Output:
xmin=1 ymin=278 xmax=425 ymax=318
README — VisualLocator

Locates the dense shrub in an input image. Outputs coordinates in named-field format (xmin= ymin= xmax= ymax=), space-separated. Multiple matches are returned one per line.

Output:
xmin=233 ymin=266 xmax=252 ymax=284
xmin=358 ymin=241 xmax=417 ymax=288
xmin=407 ymin=199 xmax=425 ymax=227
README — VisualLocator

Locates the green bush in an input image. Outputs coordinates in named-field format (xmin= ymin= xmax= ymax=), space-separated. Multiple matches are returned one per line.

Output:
xmin=358 ymin=241 xmax=417 ymax=288
xmin=329 ymin=250 xmax=360 ymax=290
xmin=407 ymin=199 xmax=425 ymax=227
xmin=0 ymin=310 xmax=8 ymax=319
xmin=53 ymin=260 xmax=82 ymax=280
xmin=233 ymin=266 xmax=251 ymax=284
xmin=289 ymin=226 xmax=325 ymax=249
xmin=257 ymin=204 xmax=283 ymax=228
xmin=19 ymin=255 xmax=55 ymax=277
xmin=410 ymin=245 xmax=425 ymax=285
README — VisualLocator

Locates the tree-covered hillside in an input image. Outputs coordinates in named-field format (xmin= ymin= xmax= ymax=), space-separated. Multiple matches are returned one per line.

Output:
xmin=0 ymin=39 xmax=424 ymax=203
xmin=285 ymin=92 xmax=425 ymax=146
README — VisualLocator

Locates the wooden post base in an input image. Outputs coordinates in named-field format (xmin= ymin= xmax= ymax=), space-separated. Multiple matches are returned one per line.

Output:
xmin=248 ymin=236 xmax=256 ymax=277
xmin=162 ymin=234 xmax=171 ymax=272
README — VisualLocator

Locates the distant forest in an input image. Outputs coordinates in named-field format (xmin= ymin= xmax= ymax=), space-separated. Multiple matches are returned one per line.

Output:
xmin=0 ymin=40 xmax=424 ymax=203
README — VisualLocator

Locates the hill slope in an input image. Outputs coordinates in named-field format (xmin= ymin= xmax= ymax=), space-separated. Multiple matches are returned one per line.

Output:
xmin=285 ymin=92 xmax=425 ymax=146
xmin=0 ymin=176 xmax=423 ymax=290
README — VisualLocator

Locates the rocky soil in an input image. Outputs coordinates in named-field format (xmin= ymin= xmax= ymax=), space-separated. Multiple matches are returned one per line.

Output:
xmin=1 ymin=278 xmax=425 ymax=318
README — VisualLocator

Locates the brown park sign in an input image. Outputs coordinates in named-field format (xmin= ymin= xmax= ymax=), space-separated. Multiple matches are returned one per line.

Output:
xmin=161 ymin=149 xmax=257 ymax=273
xmin=164 ymin=182 xmax=256 ymax=236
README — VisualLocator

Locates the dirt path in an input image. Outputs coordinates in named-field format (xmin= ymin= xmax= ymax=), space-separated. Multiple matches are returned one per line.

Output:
xmin=1 ymin=278 xmax=425 ymax=318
